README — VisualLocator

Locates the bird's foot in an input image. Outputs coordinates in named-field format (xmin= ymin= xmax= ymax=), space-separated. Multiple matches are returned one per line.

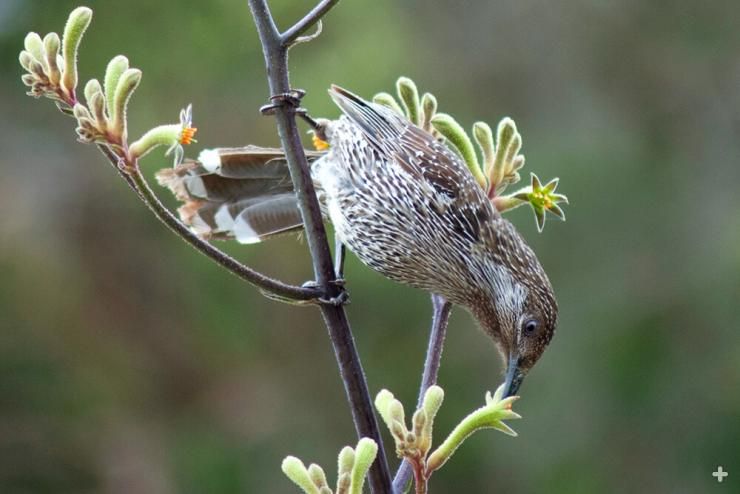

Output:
xmin=260 ymin=89 xmax=322 ymax=132
xmin=301 ymin=279 xmax=349 ymax=306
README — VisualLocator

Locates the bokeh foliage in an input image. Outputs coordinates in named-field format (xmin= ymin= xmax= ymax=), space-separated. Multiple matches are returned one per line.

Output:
xmin=1 ymin=0 xmax=739 ymax=492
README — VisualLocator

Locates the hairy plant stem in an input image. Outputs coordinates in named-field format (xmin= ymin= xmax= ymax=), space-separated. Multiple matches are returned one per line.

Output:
xmin=393 ymin=294 xmax=452 ymax=493
xmin=95 ymin=144 xmax=320 ymax=302
xmin=246 ymin=1 xmax=393 ymax=492
xmin=412 ymin=460 xmax=427 ymax=494
xmin=281 ymin=0 xmax=339 ymax=45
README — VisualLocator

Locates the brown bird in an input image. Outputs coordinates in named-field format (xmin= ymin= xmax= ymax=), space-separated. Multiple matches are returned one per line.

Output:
xmin=157 ymin=86 xmax=558 ymax=397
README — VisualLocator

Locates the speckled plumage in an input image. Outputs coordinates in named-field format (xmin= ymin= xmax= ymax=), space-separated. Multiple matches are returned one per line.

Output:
xmin=315 ymin=89 xmax=556 ymax=368
xmin=158 ymin=86 xmax=558 ymax=394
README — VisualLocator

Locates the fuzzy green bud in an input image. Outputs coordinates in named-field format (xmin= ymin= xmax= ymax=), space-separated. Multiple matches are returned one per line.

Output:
xmin=372 ymin=92 xmax=404 ymax=116
xmin=129 ymin=124 xmax=181 ymax=160
xmin=412 ymin=408 xmax=426 ymax=441
xmin=431 ymin=113 xmax=486 ymax=187
xmin=390 ymin=419 xmax=406 ymax=442
xmin=23 ymin=32 xmax=45 ymax=65
xmin=281 ymin=457 xmax=320 ymax=494
xmin=61 ymin=7 xmax=93 ymax=98
xmin=110 ymin=68 xmax=141 ymax=142
xmin=337 ymin=446 xmax=355 ymax=477
xmin=43 ymin=33 xmax=62 ymax=86
xmin=473 ymin=122 xmax=496 ymax=178
xmin=491 ymin=117 xmax=519 ymax=190
xmin=83 ymin=79 xmax=106 ymax=127
xmin=396 ymin=77 xmax=420 ymax=126
xmin=388 ymin=399 xmax=405 ymax=426
xmin=307 ymin=464 xmax=328 ymax=490
xmin=374 ymin=389 xmax=396 ymax=428
xmin=18 ymin=51 xmax=35 ymax=72
xmin=350 ymin=438 xmax=378 ymax=494
xmin=104 ymin=56 xmax=129 ymax=119
xmin=420 ymin=92 xmax=437 ymax=133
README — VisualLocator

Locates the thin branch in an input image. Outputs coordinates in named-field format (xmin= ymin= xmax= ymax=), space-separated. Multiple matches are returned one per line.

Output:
xmin=96 ymin=145 xmax=321 ymax=302
xmin=281 ymin=0 xmax=340 ymax=46
xmin=393 ymin=294 xmax=452 ymax=493
xmin=247 ymin=1 xmax=393 ymax=493
xmin=96 ymin=144 xmax=142 ymax=198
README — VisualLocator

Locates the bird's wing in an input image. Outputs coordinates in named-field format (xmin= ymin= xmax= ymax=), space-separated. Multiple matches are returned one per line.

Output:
xmin=157 ymin=146 xmax=323 ymax=243
xmin=329 ymin=85 xmax=496 ymax=243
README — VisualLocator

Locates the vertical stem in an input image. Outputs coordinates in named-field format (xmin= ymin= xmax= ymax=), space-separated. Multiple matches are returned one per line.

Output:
xmin=412 ymin=460 xmax=427 ymax=494
xmin=393 ymin=294 xmax=452 ymax=493
xmin=246 ymin=1 xmax=392 ymax=492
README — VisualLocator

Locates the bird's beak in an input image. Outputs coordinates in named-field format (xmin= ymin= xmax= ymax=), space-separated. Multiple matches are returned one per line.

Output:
xmin=502 ymin=354 xmax=525 ymax=398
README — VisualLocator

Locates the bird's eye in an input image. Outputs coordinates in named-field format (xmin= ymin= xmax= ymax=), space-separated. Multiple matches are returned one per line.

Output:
xmin=523 ymin=319 xmax=538 ymax=336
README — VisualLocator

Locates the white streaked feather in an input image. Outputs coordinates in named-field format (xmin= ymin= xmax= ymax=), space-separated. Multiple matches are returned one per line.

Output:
xmin=198 ymin=149 xmax=222 ymax=173
xmin=214 ymin=204 xmax=235 ymax=232
xmin=233 ymin=215 xmax=262 ymax=244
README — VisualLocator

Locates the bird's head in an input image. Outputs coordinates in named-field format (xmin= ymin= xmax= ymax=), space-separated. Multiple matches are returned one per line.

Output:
xmin=469 ymin=219 xmax=558 ymax=398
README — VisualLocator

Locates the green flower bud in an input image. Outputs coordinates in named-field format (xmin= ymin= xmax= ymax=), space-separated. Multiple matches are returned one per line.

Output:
xmin=412 ymin=408 xmax=426 ymax=441
xmin=89 ymin=91 xmax=107 ymax=129
xmin=43 ymin=33 xmax=62 ymax=86
xmin=61 ymin=7 xmax=93 ymax=98
xmin=396 ymin=77 xmax=420 ymax=126
xmin=490 ymin=117 xmax=521 ymax=191
xmin=27 ymin=59 xmax=45 ymax=78
xmin=23 ymin=32 xmax=45 ymax=66
xmin=473 ymin=122 xmax=496 ymax=179
xmin=21 ymin=73 xmax=36 ymax=87
xmin=307 ymin=464 xmax=329 ymax=489
xmin=389 ymin=399 xmax=405 ymax=425
xmin=431 ymin=113 xmax=486 ymax=187
xmin=19 ymin=51 xmax=35 ymax=72
xmin=111 ymin=68 xmax=142 ymax=142
xmin=350 ymin=438 xmax=378 ymax=494
xmin=104 ymin=56 xmax=129 ymax=119
xmin=372 ymin=92 xmax=404 ymax=116
xmin=73 ymin=102 xmax=91 ymax=121
xmin=337 ymin=446 xmax=355 ymax=477
xmin=281 ymin=456 xmax=320 ymax=494
xmin=128 ymin=124 xmax=181 ymax=160
xmin=390 ymin=418 xmax=406 ymax=442
xmin=374 ymin=389 xmax=395 ymax=427
xmin=420 ymin=92 xmax=437 ymax=133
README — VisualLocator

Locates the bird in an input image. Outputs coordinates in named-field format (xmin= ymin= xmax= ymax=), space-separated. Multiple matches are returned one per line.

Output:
xmin=156 ymin=85 xmax=558 ymax=397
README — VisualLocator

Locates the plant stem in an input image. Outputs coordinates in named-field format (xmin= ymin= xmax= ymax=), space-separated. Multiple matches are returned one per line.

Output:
xmin=412 ymin=460 xmax=428 ymax=494
xmin=246 ymin=1 xmax=392 ymax=492
xmin=281 ymin=0 xmax=339 ymax=45
xmin=96 ymin=145 xmax=321 ymax=302
xmin=393 ymin=294 xmax=452 ymax=493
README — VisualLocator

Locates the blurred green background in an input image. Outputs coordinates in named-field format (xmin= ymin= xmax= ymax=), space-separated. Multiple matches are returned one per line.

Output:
xmin=2 ymin=1 xmax=739 ymax=492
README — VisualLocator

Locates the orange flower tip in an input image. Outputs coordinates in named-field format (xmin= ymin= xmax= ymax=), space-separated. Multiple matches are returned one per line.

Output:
xmin=312 ymin=133 xmax=330 ymax=151
xmin=179 ymin=127 xmax=198 ymax=145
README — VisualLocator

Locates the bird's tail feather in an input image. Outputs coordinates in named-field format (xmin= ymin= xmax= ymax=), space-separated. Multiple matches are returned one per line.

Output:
xmin=156 ymin=146 xmax=323 ymax=244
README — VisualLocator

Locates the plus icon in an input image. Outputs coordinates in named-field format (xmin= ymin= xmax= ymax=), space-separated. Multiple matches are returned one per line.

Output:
xmin=712 ymin=466 xmax=728 ymax=483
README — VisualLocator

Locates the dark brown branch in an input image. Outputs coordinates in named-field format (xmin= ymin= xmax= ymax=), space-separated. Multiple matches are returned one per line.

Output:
xmin=281 ymin=0 xmax=340 ymax=45
xmin=247 ymin=1 xmax=393 ymax=492
xmin=393 ymin=294 xmax=452 ymax=493
xmin=96 ymin=145 xmax=321 ymax=302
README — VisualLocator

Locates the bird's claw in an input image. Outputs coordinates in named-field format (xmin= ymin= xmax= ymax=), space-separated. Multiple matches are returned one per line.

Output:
xmin=301 ymin=279 xmax=350 ymax=306
xmin=260 ymin=89 xmax=306 ymax=115
xmin=260 ymin=89 xmax=321 ymax=131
